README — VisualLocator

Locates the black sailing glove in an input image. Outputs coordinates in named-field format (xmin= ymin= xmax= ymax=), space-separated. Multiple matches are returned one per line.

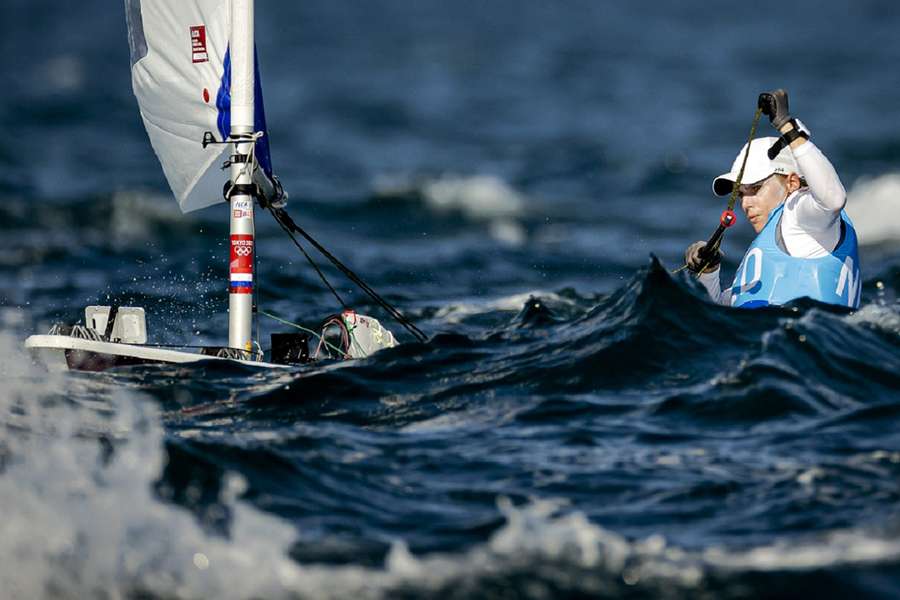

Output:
xmin=685 ymin=241 xmax=722 ymax=275
xmin=758 ymin=89 xmax=792 ymax=129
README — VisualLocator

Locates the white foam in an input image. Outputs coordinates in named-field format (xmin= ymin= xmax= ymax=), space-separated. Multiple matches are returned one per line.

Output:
xmin=38 ymin=55 xmax=85 ymax=93
xmin=110 ymin=189 xmax=185 ymax=248
xmin=458 ymin=500 xmax=900 ymax=585
xmin=374 ymin=173 xmax=526 ymax=221
xmin=846 ymin=173 xmax=900 ymax=245
xmin=489 ymin=218 xmax=528 ymax=247
xmin=0 ymin=332 xmax=314 ymax=599
xmin=374 ymin=173 xmax=529 ymax=246
xmin=846 ymin=303 xmax=900 ymax=334
xmin=0 ymin=378 xmax=305 ymax=599
xmin=312 ymin=497 xmax=704 ymax=595
xmin=703 ymin=530 xmax=900 ymax=571
xmin=422 ymin=174 xmax=525 ymax=220
xmin=433 ymin=290 xmax=577 ymax=324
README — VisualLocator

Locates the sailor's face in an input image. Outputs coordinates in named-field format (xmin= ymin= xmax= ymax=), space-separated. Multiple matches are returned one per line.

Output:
xmin=739 ymin=175 xmax=786 ymax=233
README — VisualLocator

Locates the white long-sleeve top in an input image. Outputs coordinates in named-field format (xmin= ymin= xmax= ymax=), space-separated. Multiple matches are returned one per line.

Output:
xmin=698 ymin=139 xmax=847 ymax=305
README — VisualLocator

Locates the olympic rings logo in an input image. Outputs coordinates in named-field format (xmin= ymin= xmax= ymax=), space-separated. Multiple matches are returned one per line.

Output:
xmin=234 ymin=246 xmax=252 ymax=257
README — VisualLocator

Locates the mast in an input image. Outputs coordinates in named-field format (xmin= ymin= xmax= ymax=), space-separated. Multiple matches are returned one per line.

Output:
xmin=228 ymin=0 xmax=256 ymax=354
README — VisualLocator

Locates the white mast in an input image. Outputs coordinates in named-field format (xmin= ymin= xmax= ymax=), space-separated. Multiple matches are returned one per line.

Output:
xmin=228 ymin=0 xmax=256 ymax=353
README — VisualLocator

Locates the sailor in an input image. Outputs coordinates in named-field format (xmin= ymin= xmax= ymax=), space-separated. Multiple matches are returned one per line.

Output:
xmin=685 ymin=89 xmax=861 ymax=309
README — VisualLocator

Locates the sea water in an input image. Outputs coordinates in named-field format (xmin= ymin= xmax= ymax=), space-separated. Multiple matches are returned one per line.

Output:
xmin=2 ymin=1 xmax=900 ymax=598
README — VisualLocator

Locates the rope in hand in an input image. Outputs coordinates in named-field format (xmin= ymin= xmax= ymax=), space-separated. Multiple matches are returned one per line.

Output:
xmin=673 ymin=106 xmax=764 ymax=275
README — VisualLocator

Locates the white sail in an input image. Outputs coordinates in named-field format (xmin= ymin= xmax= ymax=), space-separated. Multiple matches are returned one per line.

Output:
xmin=125 ymin=0 xmax=275 ymax=213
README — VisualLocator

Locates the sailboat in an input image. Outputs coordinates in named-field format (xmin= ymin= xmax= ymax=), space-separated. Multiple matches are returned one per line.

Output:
xmin=25 ymin=0 xmax=421 ymax=372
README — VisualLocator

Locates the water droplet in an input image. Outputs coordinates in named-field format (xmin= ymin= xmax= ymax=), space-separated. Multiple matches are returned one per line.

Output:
xmin=193 ymin=552 xmax=209 ymax=570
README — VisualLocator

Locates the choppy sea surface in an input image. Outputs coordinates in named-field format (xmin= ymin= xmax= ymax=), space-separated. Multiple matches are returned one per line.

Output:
xmin=3 ymin=1 xmax=900 ymax=598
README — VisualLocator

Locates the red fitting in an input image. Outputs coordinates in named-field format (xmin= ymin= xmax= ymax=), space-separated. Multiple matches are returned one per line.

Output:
xmin=721 ymin=210 xmax=737 ymax=228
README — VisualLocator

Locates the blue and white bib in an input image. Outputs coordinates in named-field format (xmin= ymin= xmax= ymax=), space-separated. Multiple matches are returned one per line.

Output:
xmin=730 ymin=204 xmax=861 ymax=309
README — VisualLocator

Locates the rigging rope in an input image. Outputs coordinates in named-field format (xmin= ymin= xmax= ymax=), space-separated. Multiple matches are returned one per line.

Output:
xmin=220 ymin=131 xmax=427 ymax=343
xmin=268 ymin=210 xmax=347 ymax=308
xmin=259 ymin=309 xmax=347 ymax=357
xmin=264 ymin=206 xmax=428 ymax=343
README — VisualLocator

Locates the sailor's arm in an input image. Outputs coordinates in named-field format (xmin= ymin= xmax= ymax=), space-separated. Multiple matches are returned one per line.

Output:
xmin=697 ymin=268 xmax=732 ymax=306
xmin=779 ymin=121 xmax=846 ymax=213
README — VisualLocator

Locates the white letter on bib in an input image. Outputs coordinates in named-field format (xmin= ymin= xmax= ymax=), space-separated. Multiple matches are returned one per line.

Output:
xmin=731 ymin=248 xmax=764 ymax=305
xmin=835 ymin=256 xmax=859 ymax=307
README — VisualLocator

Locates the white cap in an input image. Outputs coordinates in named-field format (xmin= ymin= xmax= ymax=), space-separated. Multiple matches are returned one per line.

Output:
xmin=712 ymin=136 xmax=800 ymax=196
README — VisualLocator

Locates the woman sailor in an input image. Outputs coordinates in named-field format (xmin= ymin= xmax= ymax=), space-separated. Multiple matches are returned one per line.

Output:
xmin=685 ymin=89 xmax=861 ymax=309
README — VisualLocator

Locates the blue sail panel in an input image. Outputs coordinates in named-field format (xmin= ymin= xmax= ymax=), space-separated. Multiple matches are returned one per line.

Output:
xmin=216 ymin=47 xmax=274 ymax=178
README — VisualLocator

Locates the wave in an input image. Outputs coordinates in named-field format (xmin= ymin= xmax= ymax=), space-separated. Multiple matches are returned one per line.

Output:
xmin=846 ymin=172 xmax=900 ymax=246
xmin=93 ymin=258 xmax=897 ymax=444
xmin=372 ymin=173 xmax=529 ymax=246
xmin=430 ymin=289 xmax=586 ymax=325
xmin=373 ymin=173 xmax=526 ymax=220
xmin=5 ymin=259 xmax=900 ymax=598
xmin=3 ymin=372 xmax=899 ymax=600
xmin=138 ymin=257 xmax=900 ymax=422
xmin=0 ymin=336 xmax=310 ymax=599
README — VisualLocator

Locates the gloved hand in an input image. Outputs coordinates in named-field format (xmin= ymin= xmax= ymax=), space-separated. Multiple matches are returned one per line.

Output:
xmin=684 ymin=241 xmax=722 ymax=274
xmin=758 ymin=89 xmax=792 ymax=129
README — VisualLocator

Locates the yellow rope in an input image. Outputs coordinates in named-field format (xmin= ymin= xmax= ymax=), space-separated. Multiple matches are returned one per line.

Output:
xmin=673 ymin=106 xmax=764 ymax=275
xmin=725 ymin=107 xmax=764 ymax=214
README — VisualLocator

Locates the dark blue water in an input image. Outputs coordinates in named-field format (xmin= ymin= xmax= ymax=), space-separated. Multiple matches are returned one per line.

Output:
xmin=3 ymin=1 xmax=900 ymax=598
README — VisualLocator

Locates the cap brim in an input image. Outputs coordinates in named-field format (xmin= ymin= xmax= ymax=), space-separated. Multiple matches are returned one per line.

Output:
xmin=712 ymin=170 xmax=778 ymax=197
xmin=712 ymin=174 xmax=735 ymax=197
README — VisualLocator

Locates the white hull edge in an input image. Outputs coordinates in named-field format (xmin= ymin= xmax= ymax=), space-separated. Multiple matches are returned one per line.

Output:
xmin=24 ymin=335 xmax=285 ymax=372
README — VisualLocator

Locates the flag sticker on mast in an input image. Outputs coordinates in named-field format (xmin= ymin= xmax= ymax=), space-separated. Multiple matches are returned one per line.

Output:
xmin=230 ymin=234 xmax=254 ymax=294
xmin=190 ymin=26 xmax=209 ymax=63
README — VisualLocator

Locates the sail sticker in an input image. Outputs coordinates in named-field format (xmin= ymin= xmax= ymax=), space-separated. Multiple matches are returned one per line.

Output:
xmin=230 ymin=234 xmax=254 ymax=294
xmin=190 ymin=26 xmax=209 ymax=63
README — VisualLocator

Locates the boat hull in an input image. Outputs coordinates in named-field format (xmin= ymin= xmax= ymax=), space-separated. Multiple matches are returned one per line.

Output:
xmin=24 ymin=335 xmax=285 ymax=372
